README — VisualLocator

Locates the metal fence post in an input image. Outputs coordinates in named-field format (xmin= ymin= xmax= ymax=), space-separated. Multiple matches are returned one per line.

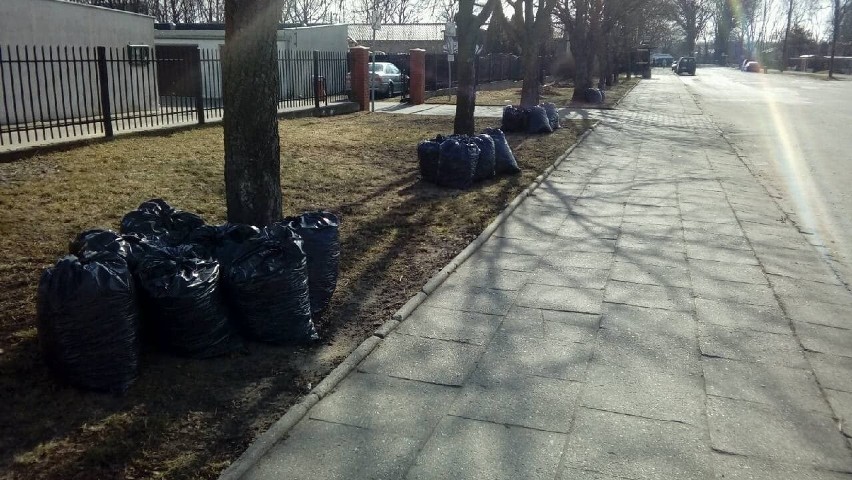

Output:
xmin=193 ymin=48 xmax=205 ymax=125
xmin=96 ymin=46 xmax=113 ymax=138
xmin=313 ymin=50 xmax=320 ymax=110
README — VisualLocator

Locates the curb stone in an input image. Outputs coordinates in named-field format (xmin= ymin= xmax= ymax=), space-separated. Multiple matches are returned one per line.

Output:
xmin=217 ymin=118 xmax=600 ymax=480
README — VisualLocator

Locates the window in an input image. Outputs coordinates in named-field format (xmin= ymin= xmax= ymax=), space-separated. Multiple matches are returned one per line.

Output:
xmin=127 ymin=45 xmax=150 ymax=65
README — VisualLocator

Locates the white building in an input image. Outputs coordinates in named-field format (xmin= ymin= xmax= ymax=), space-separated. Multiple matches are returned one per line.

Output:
xmin=0 ymin=0 xmax=156 ymax=125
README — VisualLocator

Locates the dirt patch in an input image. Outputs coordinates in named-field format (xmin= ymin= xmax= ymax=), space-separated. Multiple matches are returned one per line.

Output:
xmin=0 ymin=112 xmax=592 ymax=480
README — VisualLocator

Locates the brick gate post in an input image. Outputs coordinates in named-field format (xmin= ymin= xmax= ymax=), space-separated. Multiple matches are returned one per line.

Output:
xmin=349 ymin=46 xmax=370 ymax=111
xmin=409 ymin=48 xmax=426 ymax=105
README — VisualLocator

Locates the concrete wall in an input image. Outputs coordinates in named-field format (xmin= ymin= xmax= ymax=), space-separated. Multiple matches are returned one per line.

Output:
xmin=0 ymin=0 xmax=154 ymax=48
xmin=0 ymin=0 xmax=156 ymax=125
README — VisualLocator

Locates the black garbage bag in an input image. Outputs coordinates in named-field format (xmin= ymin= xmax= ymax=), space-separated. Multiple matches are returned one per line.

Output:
xmin=540 ymin=102 xmax=561 ymax=130
xmin=583 ymin=88 xmax=603 ymax=104
xmin=37 ymin=251 xmax=139 ymax=393
xmin=120 ymin=233 xmax=167 ymax=271
xmin=527 ymin=105 xmax=553 ymax=134
xmin=284 ymin=212 xmax=340 ymax=316
xmin=120 ymin=198 xmax=205 ymax=245
xmin=417 ymin=139 xmax=441 ymax=184
xmin=227 ymin=227 xmax=317 ymax=344
xmin=471 ymin=134 xmax=496 ymax=182
xmin=483 ymin=128 xmax=521 ymax=175
xmin=187 ymin=223 xmax=261 ymax=271
xmin=437 ymin=136 xmax=480 ymax=189
xmin=135 ymin=245 xmax=238 ymax=358
xmin=501 ymin=105 xmax=527 ymax=133
xmin=69 ymin=229 xmax=130 ymax=258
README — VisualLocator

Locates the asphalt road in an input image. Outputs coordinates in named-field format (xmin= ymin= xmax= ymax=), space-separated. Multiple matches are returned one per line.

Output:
xmin=672 ymin=65 xmax=852 ymax=282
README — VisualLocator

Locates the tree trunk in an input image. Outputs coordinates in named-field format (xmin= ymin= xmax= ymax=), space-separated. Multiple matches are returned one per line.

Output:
xmin=454 ymin=19 xmax=477 ymax=135
xmin=519 ymin=48 xmax=542 ymax=107
xmin=781 ymin=0 xmax=794 ymax=72
xmin=223 ymin=0 xmax=282 ymax=226
xmin=829 ymin=0 xmax=841 ymax=78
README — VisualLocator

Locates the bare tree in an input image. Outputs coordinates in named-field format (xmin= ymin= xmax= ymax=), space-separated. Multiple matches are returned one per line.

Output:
xmin=828 ymin=0 xmax=849 ymax=77
xmin=555 ymin=0 xmax=602 ymax=100
xmin=281 ymin=0 xmax=342 ymax=24
xmin=454 ymin=0 xmax=498 ymax=134
xmin=672 ymin=0 xmax=714 ymax=56
xmin=505 ymin=0 xmax=559 ymax=106
xmin=223 ymin=0 xmax=283 ymax=225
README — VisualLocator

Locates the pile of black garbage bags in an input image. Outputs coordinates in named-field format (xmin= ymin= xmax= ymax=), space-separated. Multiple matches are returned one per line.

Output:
xmin=417 ymin=128 xmax=521 ymax=189
xmin=500 ymin=102 xmax=562 ymax=134
xmin=36 ymin=199 xmax=340 ymax=393
xmin=582 ymin=87 xmax=606 ymax=104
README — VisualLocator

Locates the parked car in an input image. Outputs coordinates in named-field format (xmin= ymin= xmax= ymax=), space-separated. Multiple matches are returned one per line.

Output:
xmin=345 ymin=62 xmax=406 ymax=98
xmin=744 ymin=61 xmax=762 ymax=73
xmin=675 ymin=57 xmax=696 ymax=75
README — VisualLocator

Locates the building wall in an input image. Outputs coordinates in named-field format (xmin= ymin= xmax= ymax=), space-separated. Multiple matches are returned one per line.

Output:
xmin=0 ymin=0 xmax=154 ymax=48
xmin=0 ymin=0 xmax=156 ymax=125
xmin=154 ymin=24 xmax=349 ymax=100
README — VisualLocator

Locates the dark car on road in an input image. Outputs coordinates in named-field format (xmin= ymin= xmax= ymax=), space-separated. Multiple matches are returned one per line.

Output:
xmin=675 ymin=57 xmax=696 ymax=75
xmin=744 ymin=61 xmax=762 ymax=73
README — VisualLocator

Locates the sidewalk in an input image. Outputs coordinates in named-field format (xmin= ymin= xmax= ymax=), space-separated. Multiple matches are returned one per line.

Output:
xmin=223 ymin=74 xmax=852 ymax=480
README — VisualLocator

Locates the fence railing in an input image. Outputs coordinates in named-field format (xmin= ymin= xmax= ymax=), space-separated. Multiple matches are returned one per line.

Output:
xmin=0 ymin=45 xmax=349 ymax=148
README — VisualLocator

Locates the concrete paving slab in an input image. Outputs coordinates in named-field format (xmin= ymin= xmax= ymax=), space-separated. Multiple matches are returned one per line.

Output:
xmin=443 ymin=267 xmax=532 ymax=291
xmin=479 ymin=236 xmax=554 ymax=255
xmin=422 ymin=284 xmax=517 ymax=316
xmin=691 ymin=277 xmax=779 ymax=306
xmin=686 ymin=245 xmax=760 ymax=265
xmin=243 ymin=419 xmax=421 ymax=480
xmin=555 ymin=221 xmax=621 ymax=239
xmin=688 ymin=258 xmax=768 ymax=284
xmin=560 ymin=407 xmax=713 ymax=480
xmin=825 ymin=388 xmax=852 ymax=437
xmin=807 ymin=352 xmax=852 ymax=393
xmin=582 ymin=362 xmax=705 ymax=425
xmin=604 ymin=280 xmax=693 ymax=311
xmin=595 ymin=323 xmax=701 ymax=376
xmin=694 ymin=298 xmax=791 ymax=334
xmin=699 ymin=324 xmax=808 ymax=368
xmin=551 ymin=236 xmax=618 ymax=253
xmin=783 ymin=300 xmax=852 ymax=330
xmin=357 ymin=333 xmax=484 ymax=386
xmin=682 ymin=220 xmax=744 ymax=237
xmin=395 ymin=306 xmax=502 ymax=346
xmin=309 ymin=372 xmax=460 ymax=438
xmin=795 ymin=322 xmax=852 ymax=358
xmin=537 ymin=251 xmax=615 ymax=269
xmin=610 ymin=260 xmax=692 ymax=288
xmin=450 ymin=374 xmax=583 ymax=433
xmin=769 ymin=275 xmax=852 ymax=306
xmin=405 ymin=416 xmax=566 ymax=480
xmin=702 ymin=357 xmax=831 ymax=415
xmin=710 ymin=453 xmax=852 ymax=480
xmin=706 ymin=396 xmax=852 ymax=471
xmin=761 ymin=259 xmax=843 ymax=285
xmin=516 ymin=284 xmax=605 ymax=314
xmin=683 ymin=229 xmax=752 ymax=250
xmin=615 ymin=244 xmax=689 ymax=269
xmin=455 ymin=250 xmax=543 ymax=273
xmin=529 ymin=261 xmax=610 ymax=289
xmin=473 ymin=333 xmax=593 ymax=383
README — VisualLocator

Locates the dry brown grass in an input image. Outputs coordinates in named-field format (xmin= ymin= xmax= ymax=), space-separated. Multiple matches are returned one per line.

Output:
xmin=426 ymin=76 xmax=640 ymax=108
xmin=0 ymin=112 xmax=592 ymax=480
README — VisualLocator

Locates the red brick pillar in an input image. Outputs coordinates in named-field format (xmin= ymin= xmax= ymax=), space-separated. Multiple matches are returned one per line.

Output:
xmin=409 ymin=48 xmax=426 ymax=105
xmin=349 ymin=46 xmax=370 ymax=111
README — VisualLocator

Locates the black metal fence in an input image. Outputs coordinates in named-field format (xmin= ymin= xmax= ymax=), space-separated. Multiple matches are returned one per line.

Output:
xmin=374 ymin=52 xmax=523 ymax=92
xmin=0 ymin=44 xmax=348 ymax=148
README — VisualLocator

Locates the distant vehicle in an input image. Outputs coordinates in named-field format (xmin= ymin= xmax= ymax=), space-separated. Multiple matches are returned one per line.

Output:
xmin=675 ymin=57 xmax=696 ymax=75
xmin=345 ymin=62 xmax=406 ymax=98
xmin=744 ymin=61 xmax=762 ymax=73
